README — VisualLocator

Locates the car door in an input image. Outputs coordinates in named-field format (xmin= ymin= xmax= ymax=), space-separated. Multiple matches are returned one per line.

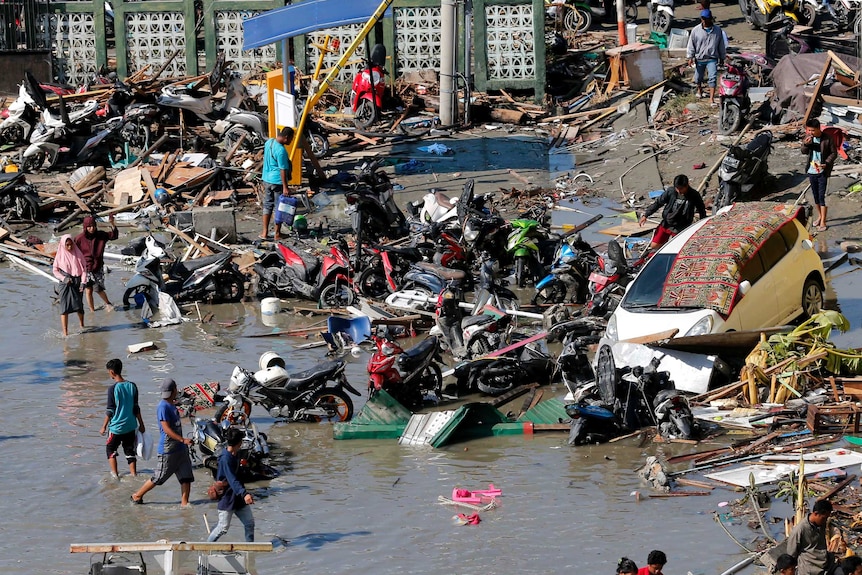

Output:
xmin=727 ymin=250 xmax=778 ymax=331
xmin=757 ymin=226 xmax=797 ymax=323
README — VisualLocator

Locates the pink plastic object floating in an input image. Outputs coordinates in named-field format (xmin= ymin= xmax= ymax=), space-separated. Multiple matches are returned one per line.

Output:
xmin=452 ymin=484 xmax=502 ymax=504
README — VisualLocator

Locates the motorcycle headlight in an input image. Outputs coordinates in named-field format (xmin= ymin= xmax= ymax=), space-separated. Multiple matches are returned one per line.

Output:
xmin=684 ymin=316 xmax=713 ymax=337
xmin=605 ymin=315 xmax=618 ymax=342
xmin=464 ymin=222 xmax=479 ymax=242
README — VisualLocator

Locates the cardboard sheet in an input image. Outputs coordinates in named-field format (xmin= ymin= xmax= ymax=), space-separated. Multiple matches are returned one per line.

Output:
xmin=704 ymin=448 xmax=862 ymax=486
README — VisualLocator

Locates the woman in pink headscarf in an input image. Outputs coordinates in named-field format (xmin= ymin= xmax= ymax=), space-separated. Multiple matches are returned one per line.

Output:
xmin=53 ymin=234 xmax=88 ymax=336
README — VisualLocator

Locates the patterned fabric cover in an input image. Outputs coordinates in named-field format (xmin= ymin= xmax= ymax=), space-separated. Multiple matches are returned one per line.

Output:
xmin=657 ymin=203 xmax=800 ymax=316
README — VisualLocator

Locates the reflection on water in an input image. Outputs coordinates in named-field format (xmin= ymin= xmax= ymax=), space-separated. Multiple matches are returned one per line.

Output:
xmin=4 ymin=254 xmax=762 ymax=575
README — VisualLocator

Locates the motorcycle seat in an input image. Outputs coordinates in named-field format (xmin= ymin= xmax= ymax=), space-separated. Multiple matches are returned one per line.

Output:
xmin=0 ymin=172 xmax=24 ymax=185
xmin=287 ymin=360 xmax=344 ymax=387
xmin=399 ymin=337 xmax=437 ymax=363
xmin=461 ymin=314 xmax=496 ymax=328
xmin=380 ymin=245 xmax=423 ymax=260
xmin=174 ymin=251 xmax=231 ymax=274
xmin=416 ymin=261 xmax=466 ymax=281
xmin=434 ymin=192 xmax=455 ymax=209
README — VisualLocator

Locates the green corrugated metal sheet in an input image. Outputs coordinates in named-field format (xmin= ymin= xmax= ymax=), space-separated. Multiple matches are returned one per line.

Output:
xmin=333 ymin=390 xmax=412 ymax=440
xmin=429 ymin=403 xmax=508 ymax=448
xmin=517 ymin=398 xmax=569 ymax=424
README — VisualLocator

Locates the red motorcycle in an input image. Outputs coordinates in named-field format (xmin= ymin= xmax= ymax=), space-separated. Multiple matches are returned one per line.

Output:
xmin=351 ymin=44 xmax=387 ymax=128
xmin=253 ymin=241 xmax=320 ymax=302
xmin=367 ymin=335 xmax=444 ymax=409
xmin=318 ymin=238 xmax=358 ymax=308
xmin=717 ymin=58 xmax=753 ymax=135
xmin=585 ymin=240 xmax=645 ymax=317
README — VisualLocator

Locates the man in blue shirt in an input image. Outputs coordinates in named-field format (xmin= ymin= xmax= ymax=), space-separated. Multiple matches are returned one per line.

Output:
xmin=131 ymin=379 xmax=195 ymax=506
xmin=100 ymin=358 xmax=145 ymax=479
xmin=261 ymin=127 xmax=295 ymax=241
xmin=686 ymin=9 xmax=727 ymax=107
xmin=207 ymin=427 xmax=255 ymax=542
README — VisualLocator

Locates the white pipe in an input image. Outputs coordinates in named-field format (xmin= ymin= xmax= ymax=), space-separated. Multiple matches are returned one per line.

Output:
xmin=389 ymin=290 xmax=544 ymax=319
xmin=718 ymin=554 xmax=758 ymax=575
xmin=6 ymin=253 xmax=60 ymax=283
xmin=440 ymin=0 xmax=457 ymax=126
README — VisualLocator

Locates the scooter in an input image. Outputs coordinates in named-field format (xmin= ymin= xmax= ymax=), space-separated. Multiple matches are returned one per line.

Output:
xmin=408 ymin=188 xmax=494 ymax=229
xmin=356 ymin=243 xmax=425 ymax=298
xmin=346 ymin=160 xmax=409 ymax=243
xmin=317 ymin=237 xmax=357 ymax=308
xmin=0 ymin=82 xmax=40 ymax=145
xmin=121 ymin=235 xmax=246 ymax=308
xmin=618 ymin=357 xmax=696 ymax=440
xmin=253 ymin=241 xmax=320 ymax=301
xmin=434 ymin=280 xmax=513 ymax=359
xmin=351 ymin=44 xmax=387 ymax=128
xmin=717 ymin=58 xmax=754 ymax=135
xmin=0 ymin=171 xmax=40 ymax=221
xmin=21 ymin=115 xmax=130 ymax=171
xmin=740 ymin=0 xmax=812 ymax=30
xmin=585 ymin=240 xmax=643 ymax=317
xmin=452 ymin=339 xmax=552 ymax=396
xmin=367 ymin=335 xmax=444 ymax=409
xmin=713 ymin=130 xmax=773 ymax=212
xmin=506 ymin=219 xmax=546 ymax=288
xmin=562 ymin=0 xmax=638 ymax=33
xmin=532 ymin=231 xmax=599 ymax=305
xmin=649 ymin=0 xmax=675 ymax=34
xmin=226 ymin=351 xmax=361 ymax=422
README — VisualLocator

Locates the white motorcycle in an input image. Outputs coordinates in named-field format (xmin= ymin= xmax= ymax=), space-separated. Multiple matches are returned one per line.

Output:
xmin=649 ymin=0 xmax=674 ymax=34
xmin=0 ymin=83 xmax=40 ymax=145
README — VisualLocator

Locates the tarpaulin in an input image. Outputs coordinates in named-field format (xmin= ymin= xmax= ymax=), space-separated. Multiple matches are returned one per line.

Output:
xmin=770 ymin=52 xmax=860 ymax=122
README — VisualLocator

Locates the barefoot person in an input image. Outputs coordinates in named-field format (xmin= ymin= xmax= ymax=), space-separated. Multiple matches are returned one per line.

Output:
xmin=131 ymin=379 xmax=194 ymax=506
xmin=260 ymin=127 xmax=295 ymax=240
xmin=207 ymin=427 xmax=255 ymax=542
xmin=75 ymin=214 xmax=118 ymax=312
xmin=52 ymin=234 xmax=87 ymax=336
xmin=802 ymin=119 xmax=838 ymax=232
xmin=100 ymin=358 xmax=145 ymax=479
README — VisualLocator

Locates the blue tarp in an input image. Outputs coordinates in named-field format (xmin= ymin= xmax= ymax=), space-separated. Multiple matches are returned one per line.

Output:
xmin=243 ymin=0 xmax=392 ymax=50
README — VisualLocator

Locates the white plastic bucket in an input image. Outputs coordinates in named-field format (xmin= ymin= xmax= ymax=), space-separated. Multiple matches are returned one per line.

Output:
xmin=668 ymin=28 xmax=689 ymax=50
xmin=626 ymin=24 xmax=637 ymax=45
xmin=261 ymin=297 xmax=281 ymax=316
xmin=259 ymin=351 xmax=286 ymax=370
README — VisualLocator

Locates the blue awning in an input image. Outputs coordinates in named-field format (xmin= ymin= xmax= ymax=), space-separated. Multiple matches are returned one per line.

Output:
xmin=243 ymin=0 xmax=392 ymax=50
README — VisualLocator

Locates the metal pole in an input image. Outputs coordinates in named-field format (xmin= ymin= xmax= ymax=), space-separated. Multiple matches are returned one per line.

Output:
xmin=282 ymin=40 xmax=289 ymax=93
xmin=617 ymin=0 xmax=627 ymax=45
xmin=440 ymin=0 xmax=457 ymax=126
xmin=463 ymin=0 xmax=473 ymax=126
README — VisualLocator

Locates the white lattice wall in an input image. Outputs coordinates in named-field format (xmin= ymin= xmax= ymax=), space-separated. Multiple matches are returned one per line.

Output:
xmin=125 ymin=12 xmax=186 ymax=77
xmin=394 ymin=5 xmax=441 ymax=75
xmin=485 ymin=4 xmax=535 ymax=80
xmin=216 ymin=10 xmax=277 ymax=73
xmin=306 ymin=24 xmax=364 ymax=83
xmin=44 ymin=12 xmax=98 ymax=85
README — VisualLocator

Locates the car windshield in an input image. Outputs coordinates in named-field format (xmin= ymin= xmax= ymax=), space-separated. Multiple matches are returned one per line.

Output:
xmin=622 ymin=253 xmax=675 ymax=308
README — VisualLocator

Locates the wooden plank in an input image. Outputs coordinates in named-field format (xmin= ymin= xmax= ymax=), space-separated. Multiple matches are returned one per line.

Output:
xmin=821 ymin=474 xmax=857 ymax=501
xmin=70 ymin=542 xmax=273 ymax=553
xmin=598 ymin=220 xmax=657 ymax=237
xmin=57 ymin=178 xmax=91 ymax=212
xmin=112 ymin=167 xmax=145 ymax=204
xmin=621 ymin=328 xmax=679 ymax=345
xmin=140 ymin=167 xmax=158 ymax=205
xmin=803 ymin=57 xmax=833 ymax=125
xmin=488 ymin=383 xmax=539 ymax=408
xmin=164 ymin=223 xmax=214 ymax=256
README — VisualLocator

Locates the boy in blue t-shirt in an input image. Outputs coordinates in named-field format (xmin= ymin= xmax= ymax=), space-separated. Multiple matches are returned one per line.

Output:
xmin=100 ymin=358 xmax=145 ymax=479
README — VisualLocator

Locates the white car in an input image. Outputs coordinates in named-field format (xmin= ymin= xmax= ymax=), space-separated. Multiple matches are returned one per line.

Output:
xmin=606 ymin=202 xmax=826 ymax=343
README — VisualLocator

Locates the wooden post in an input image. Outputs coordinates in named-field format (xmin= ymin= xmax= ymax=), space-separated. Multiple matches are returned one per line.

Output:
xmin=802 ymin=57 xmax=832 ymax=126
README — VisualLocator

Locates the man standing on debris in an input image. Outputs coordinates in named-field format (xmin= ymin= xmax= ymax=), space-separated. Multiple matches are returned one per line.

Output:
xmin=802 ymin=119 xmax=837 ymax=232
xmin=130 ymin=379 xmax=195 ymax=506
xmin=75 ymin=214 xmax=118 ymax=312
xmin=686 ymin=9 xmax=726 ymax=107
xmin=784 ymin=499 xmax=834 ymax=575
xmin=260 ymin=126 xmax=295 ymax=241
xmin=638 ymin=174 xmax=707 ymax=251
xmin=100 ymin=358 xmax=145 ymax=480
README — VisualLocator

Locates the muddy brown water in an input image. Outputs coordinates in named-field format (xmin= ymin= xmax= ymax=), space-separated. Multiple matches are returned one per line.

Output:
xmin=1 ymin=256 xmax=807 ymax=575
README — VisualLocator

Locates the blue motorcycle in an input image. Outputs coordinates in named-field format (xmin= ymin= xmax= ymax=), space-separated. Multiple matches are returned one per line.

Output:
xmin=531 ymin=231 xmax=598 ymax=306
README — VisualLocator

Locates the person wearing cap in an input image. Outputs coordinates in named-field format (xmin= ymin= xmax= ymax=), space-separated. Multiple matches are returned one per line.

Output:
xmin=686 ymin=9 xmax=727 ymax=107
xmin=74 ymin=213 xmax=118 ymax=312
xmin=131 ymin=378 xmax=194 ymax=506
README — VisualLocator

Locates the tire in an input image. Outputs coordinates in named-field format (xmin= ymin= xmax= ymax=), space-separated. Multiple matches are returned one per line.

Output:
xmin=122 ymin=285 xmax=149 ymax=309
xmin=420 ymin=363 xmax=443 ymax=396
xmin=800 ymin=277 xmax=823 ymax=321
xmin=357 ymin=265 xmax=390 ymax=299
xmin=653 ymin=10 xmax=672 ymax=34
xmin=216 ymin=400 xmax=252 ymax=423
xmin=13 ymin=193 xmax=39 ymax=221
xmin=308 ymin=388 xmax=354 ymax=422
xmin=713 ymin=185 xmax=734 ymax=214
xmin=20 ymin=149 xmax=45 ymax=173
xmin=0 ymin=123 xmax=25 ymax=145
xmin=531 ymin=279 xmax=568 ymax=306
xmin=801 ymin=3 xmax=817 ymax=26
xmin=626 ymin=2 xmax=638 ymax=23
xmin=467 ymin=335 xmax=492 ymax=359
xmin=224 ymin=126 xmax=255 ymax=154
xmin=214 ymin=270 xmax=245 ymax=303
xmin=121 ymin=121 xmax=150 ymax=151
xmin=318 ymin=282 xmax=357 ymax=308
xmin=306 ymin=130 xmax=329 ymax=159
xmin=514 ymin=257 xmax=527 ymax=288
xmin=718 ymin=102 xmax=742 ymax=135
xmin=354 ymin=99 xmax=377 ymax=129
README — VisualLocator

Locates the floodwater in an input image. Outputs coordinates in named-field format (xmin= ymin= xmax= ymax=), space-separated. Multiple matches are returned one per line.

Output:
xmin=1 ymin=260 xmax=777 ymax=575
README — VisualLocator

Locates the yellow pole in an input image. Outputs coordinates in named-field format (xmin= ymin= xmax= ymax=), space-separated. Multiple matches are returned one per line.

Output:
xmin=311 ymin=35 xmax=333 ymax=81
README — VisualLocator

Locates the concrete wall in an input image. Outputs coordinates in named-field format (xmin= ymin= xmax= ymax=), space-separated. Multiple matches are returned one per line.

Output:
xmin=0 ymin=52 xmax=51 ymax=94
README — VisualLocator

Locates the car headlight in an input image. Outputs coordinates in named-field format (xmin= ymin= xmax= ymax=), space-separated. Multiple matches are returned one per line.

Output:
xmin=464 ymin=223 xmax=479 ymax=242
xmin=684 ymin=316 xmax=713 ymax=337
xmin=605 ymin=314 xmax=618 ymax=341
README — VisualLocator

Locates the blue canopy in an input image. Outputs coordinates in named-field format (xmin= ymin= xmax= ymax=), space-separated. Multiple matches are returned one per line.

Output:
xmin=243 ymin=0 xmax=392 ymax=50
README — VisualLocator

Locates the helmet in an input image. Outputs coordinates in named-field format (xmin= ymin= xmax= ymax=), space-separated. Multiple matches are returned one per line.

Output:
xmin=154 ymin=187 xmax=169 ymax=204
xmin=293 ymin=214 xmax=308 ymax=232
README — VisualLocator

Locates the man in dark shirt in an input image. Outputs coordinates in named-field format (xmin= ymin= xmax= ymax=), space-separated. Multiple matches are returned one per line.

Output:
xmin=639 ymin=174 xmax=707 ymax=251
xmin=207 ymin=427 xmax=255 ymax=542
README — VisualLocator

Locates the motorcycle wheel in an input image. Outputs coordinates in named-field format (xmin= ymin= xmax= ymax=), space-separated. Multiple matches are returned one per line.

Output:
xmin=121 ymin=121 xmax=150 ymax=151
xmin=357 ymin=265 xmax=390 ymax=299
xmin=20 ymin=149 xmax=45 ymax=173
xmin=531 ymin=279 xmax=568 ymax=306
xmin=801 ymin=3 xmax=817 ymax=26
xmin=468 ymin=335 xmax=493 ymax=359
xmin=0 ymin=123 xmax=24 ymax=145
xmin=308 ymin=388 xmax=354 ymax=422
xmin=12 ymin=193 xmax=39 ymax=221
xmin=224 ymin=126 xmax=255 ymax=154
xmin=594 ymin=345 xmax=618 ymax=405
xmin=420 ymin=363 xmax=444 ymax=396
xmin=204 ymin=455 xmax=219 ymax=479
xmin=514 ymin=257 xmax=528 ymax=288
xmin=566 ymin=8 xmax=592 ymax=33
xmin=652 ymin=10 xmax=672 ymax=34
xmin=307 ymin=130 xmax=330 ymax=159
xmin=318 ymin=283 xmax=357 ymax=309
xmin=712 ymin=186 xmax=734 ymax=214
xmin=215 ymin=400 xmax=252 ymax=423
xmin=626 ymin=2 xmax=638 ymax=23
xmin=122 ymin=285 xmax=149 ymax=309
xmin=213 ymin=270 xmax=245 ymax=303
xmin=354 ymin=99 xmax=378 ymax=129
xmin=718 ymin=102 xmax=742 ymax=135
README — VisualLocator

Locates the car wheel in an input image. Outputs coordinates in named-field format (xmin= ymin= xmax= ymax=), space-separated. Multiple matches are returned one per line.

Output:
xmin=801 ymin=277 xmax=823 ymax=320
